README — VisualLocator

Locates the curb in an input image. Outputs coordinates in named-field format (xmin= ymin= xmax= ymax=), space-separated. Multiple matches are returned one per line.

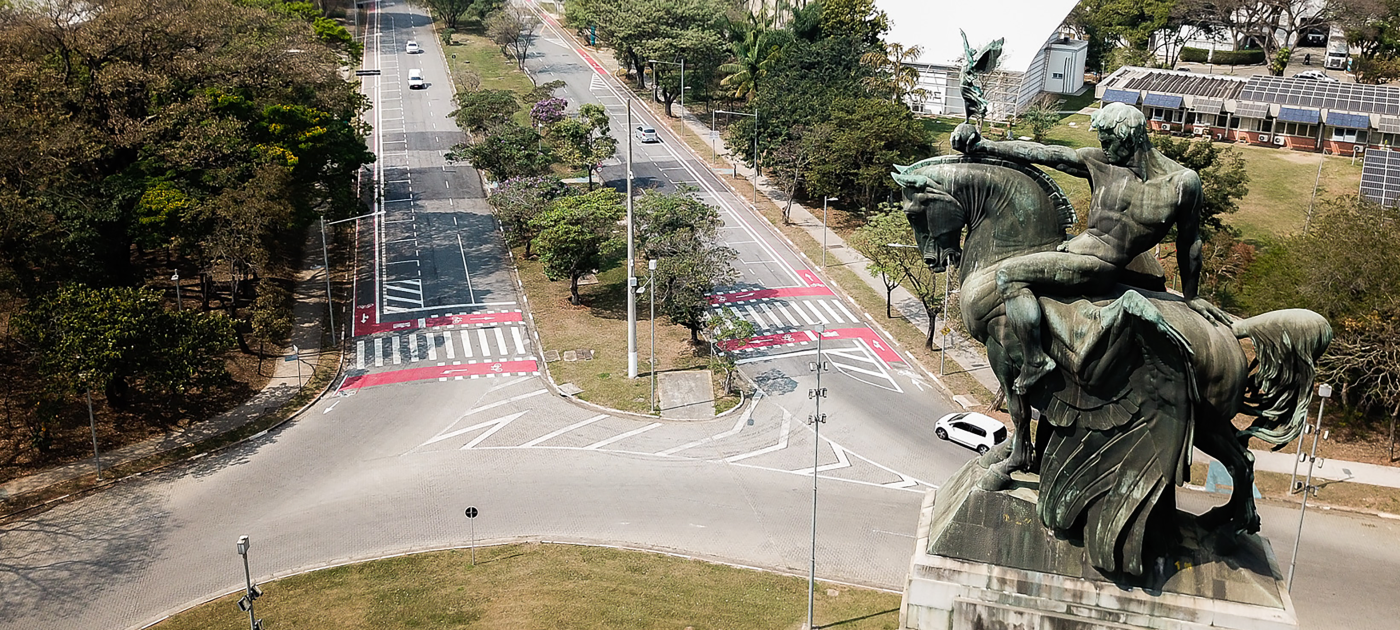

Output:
xmin=133 ymin=536 xmax=899 ymax=630
xmin=1 ymin=345 xmax=345 ymax=524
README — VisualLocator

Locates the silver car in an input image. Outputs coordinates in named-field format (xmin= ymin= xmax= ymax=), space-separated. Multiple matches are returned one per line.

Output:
xmin=634 ymin=126 xmax=659 ymax=143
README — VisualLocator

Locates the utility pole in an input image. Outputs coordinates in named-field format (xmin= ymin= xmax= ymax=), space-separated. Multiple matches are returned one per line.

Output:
xmin=807 ymin=330 xmax=829 ymax=630
xmin=646 ymin=58 xmax=685 ymax=114
xmin=86 ymin=387 xmax=101 ymax=480
xmin=649 ymin=259 xmax=658 ymax=413
xmin=236 ymin=536 xmax=264 ymax=630
xmin=319 ymin=217 xmax=336 ymax=342
xmin=940 ymin=266 xmax=955 ymax=375
xmin=627 ymin=99 xmax=638 ymax=379
xmin=172 ymin=271 xmax=182 ymax=311
xmin=1287 ymin=383 xmax=1334 ymax=591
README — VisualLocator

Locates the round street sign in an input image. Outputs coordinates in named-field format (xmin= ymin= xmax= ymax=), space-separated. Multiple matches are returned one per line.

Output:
xmin=464 ymin=507 xmax=479 ymax=519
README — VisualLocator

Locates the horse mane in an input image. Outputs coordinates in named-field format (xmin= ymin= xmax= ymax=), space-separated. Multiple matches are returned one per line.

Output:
xmin=894 ymin=154 xmax=1077 ymax=234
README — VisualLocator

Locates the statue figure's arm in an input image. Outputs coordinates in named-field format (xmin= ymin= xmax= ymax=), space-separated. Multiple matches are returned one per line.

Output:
xmin=1175 ymin=171 xmax=1231 ymax=325
xmin=949 ymin=123 xmax=1090 ymax=179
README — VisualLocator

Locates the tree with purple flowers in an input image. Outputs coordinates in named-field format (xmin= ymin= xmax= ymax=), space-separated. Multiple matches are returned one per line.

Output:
xmin=531 ymin=97 xmax=567 ymax=129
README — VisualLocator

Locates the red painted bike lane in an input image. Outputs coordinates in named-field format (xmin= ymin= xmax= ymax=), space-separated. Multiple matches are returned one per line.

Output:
xmin=720 ymin=327 xmax=903 ymax=364
xmin=340 ymin=359 xmax=541 ymax=391
xmin=352 ymin=310 xmax=524 ymax=336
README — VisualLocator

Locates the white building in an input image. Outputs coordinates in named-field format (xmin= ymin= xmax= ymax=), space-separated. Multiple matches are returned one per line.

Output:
xmin=881 ymin=0 xmax=1087 ymax=118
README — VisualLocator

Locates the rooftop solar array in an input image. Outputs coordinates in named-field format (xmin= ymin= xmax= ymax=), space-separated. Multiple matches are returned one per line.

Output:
xmin=1143 ymin=93 xmax=1184 ymax=109
xmin=1110 ymin=68 xmax=1247 ymax=99
xmin=1235 ymin=101 xmax=1271 ymax=118
xmin=1382 ymin=116 xmax=1400 ymax=134
xmin=1239 ymin=75 xmax=1400 ymax=115
xmin=1192 ymin=99 xmax=1223 ymax=114
xmin=1277 ymin=107 xmax=1321 ymax=124
xmin=1361 ymin=148 xmax=1400 ymax=207
xmin=1327 ymin=112 xmax=1371 ymax=129
xmin=1103 ymin=89 xmax=1139 ymax=105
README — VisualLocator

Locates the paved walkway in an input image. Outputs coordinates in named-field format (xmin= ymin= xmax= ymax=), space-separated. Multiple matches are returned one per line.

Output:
xmin=0 ymin=228 xmax=333 ymax=504
xmin=659 ymin=104 xmax=1400 ymax=492
xmin=657 ymin=371 xmax=714 ymax=419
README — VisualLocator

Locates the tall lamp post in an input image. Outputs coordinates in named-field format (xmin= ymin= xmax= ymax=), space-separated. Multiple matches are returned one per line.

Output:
xmin=807 ymin=328 xmax=829 ymax=630
xmin=626 ymin=99 xmax=639 ymax=378
xmin=172 ymin=271 xmax=182 ymax=311
xmin=646 ymin=58 xmax=685 ymax=113
xmin=235 ymin=536 xmax=264 ymax=630
xmin=647 ymin=259 xmax=658 ymax=412
xmin=821 ymin=196 xmax=838 ymax=268
xmin=1287 ymin=383 xmax=1338 ymax=591
xmin=714 ymin=109 xmax=759 ymax=210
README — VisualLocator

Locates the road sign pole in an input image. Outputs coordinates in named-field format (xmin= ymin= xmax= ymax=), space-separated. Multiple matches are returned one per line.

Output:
xmin=627 ymin=99 xmax=638 ymax=380
xmin=465 ymin=507 xmax=479 ymax=566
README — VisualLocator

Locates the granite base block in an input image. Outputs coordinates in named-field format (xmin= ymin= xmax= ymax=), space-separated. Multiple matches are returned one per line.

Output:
xmin=899 ymin=460 xmax=1297 ymax=630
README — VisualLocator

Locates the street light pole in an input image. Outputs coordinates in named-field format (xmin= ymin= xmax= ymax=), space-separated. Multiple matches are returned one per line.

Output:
xmin=319 ymin=217 xmax=336 ymax=343
xmin=236 ymin=536 xmax=262 ymax=630
xmin=940 ymin=266 xmax=956 ymax=375
xmin=646 ymin=58 xmax=685 ymax=113
xmin=807 ymin=330 xmax=829 ymax=630
xmin=822 ymin=197 xmax=828 ymax=268
xmin=86 ymin=387 xmax=101 ymax=480
xmin=627 ymin=99 xmax=639 ymax=379
xmin=172 ymin=271 xmax=182 ymax=311
xmin=1287 ymin=383 xmax=1332 ymax=591
xmin=649 ymin=259 xmax=658 ymax=413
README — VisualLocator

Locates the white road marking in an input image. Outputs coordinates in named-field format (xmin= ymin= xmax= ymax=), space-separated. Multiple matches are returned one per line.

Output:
xmin=655 ymin=402 xmax=753 ymax=456
xmin=477 ymin=328 xmax=491 ymax=355
xmin=493 ymin=327 xmax=508 ymax=356
xmin=427 ymin=333 xmax=438 ymax=361
xmin=724 ymin=410 xmax=791 ymax=462
xmin=742 ymin=305 xmax=768 ymax=330
xmin=443 ymin=331 xmax=455 ymax=358
xmin=774 ymin=304 xmax=801 ymax=327
xmin=356 ymin=340 xmax=366 ymax=369
xmin=804 ymin=300 xmax=830 ymax=324
xmin=460 ymin=329 xmax=473 ymax=357
xmin=584 ymin=423 xmax=663 ymax=450
xmin=460 ymin=388 xmax=549 ymax=417
xmin=790 ymin=441 xmax=850 ymax=475
xmin=460 ymin=411 xmax=528 ymax=449
xmin=421 ymin=411 xmax=529 ymax=447
xmin=790 ymin=301 xmax=819 ymax=325
xmin=391 ymin=336 xmax=401 ymax=364
xmin=760 ymin=304 xmax=784 ymax=328
xmin=374 ymin=338 xmax=385 ymax=367
xmin=818 ymin=300 xmax=845 ymax=323
xmin=833 ymin=300 xmax=858 ymax=322
xmin=510 ymin=326 xmax=527 ymax=355
xmin=522 ymin=414 xmax=608 ymax=447
xmin=408 ymin=333 xmax=419 ymax=362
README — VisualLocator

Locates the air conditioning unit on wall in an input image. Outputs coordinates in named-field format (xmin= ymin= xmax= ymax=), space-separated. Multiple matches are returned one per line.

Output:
xmin=1215 ymin=133 xmax=1224 ymax=140
xmin=1274 ymin=136 xmax=1286 ymax=145
xmin=1162 ymin=124 xmax=1173 ymax=132
xmin=1259 ymin=134 xmax=1270 ymax=143
xmin=1195 ymin=126 xmax=1208 ymax=135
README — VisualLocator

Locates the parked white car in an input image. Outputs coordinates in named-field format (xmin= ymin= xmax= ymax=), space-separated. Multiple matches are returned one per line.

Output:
xmin=406 ymin=41 xmax=421 ymax=54
xmin=634 ymin=126 xmax=659 ymax=143
xmin=934 ymin=412 xmax=1008 ymax=455
xmin=408 ymin=68 xmax=425 ymax=89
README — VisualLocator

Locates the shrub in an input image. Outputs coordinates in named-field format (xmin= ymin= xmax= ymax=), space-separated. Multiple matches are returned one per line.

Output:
xmin=1180 ymin=47 xmax=1209 ymax=63
xmin=1211 ymin=48 xmax=1265 ymax=66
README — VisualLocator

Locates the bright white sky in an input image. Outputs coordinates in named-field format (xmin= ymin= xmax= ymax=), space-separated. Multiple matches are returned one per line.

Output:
xmin=881 ymin=0 xmax=1082 ymax=71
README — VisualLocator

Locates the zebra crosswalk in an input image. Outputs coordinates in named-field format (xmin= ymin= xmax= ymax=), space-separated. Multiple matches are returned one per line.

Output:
xmin=713 ymin=296 xmax=862 ymax=332
xmin=355 ymin=325 xmax=532 ymax=370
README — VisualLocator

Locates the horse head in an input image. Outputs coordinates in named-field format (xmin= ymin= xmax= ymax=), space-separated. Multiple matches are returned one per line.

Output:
xmin=893 ymin=156 xmax=1076 ymax=276
xmin=893 ymin=166 xmax=965 ymax=274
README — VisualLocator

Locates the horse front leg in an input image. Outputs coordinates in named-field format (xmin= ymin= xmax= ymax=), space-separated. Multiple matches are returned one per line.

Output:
xmin=1195 ymin=423 xmax=1261 ymax=552
xmin=979 ymin=388 xmax=1033 ymax=491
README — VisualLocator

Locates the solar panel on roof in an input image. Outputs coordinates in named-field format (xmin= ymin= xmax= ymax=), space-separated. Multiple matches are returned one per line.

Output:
xmin=1360 ymin=149 xmax=1400 ymax=207
xmin=1277 ymin=107 xmax=1320 ymax=124
xmin=1380 ymin=116 xmax=1400 ymax=134
xmin=1143 ymin=93 xmax=1184 ymax=108
xmin=1192 ymin=99 xmax=1223 ymax=114
xmin=1327 ymin=112 xmax=1372 ymax=129
xmin=1235 ymin=102 xmax=1270 ymax=118
xmin=1239 ymin=75 xmax=1400 ymax=116
xmin=1103 ymin=89 xmax=1139 ymax=105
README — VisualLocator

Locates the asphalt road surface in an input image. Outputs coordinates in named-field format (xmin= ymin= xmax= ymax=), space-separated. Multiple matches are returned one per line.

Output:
xmin=0 ymin=4 xmax=1394 ymax=630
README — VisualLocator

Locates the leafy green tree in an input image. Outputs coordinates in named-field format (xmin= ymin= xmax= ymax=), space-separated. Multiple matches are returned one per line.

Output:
xmin=1339 ymin=0 xmax=1400 ymax=84
xmin=1019 ymin=105 xmax=1060 ymax=143
xmin=642 ymin=20 xmax=728 ymax=117
xmin=451 ymin=89 xmax=521 ymax=134
xmin=706 ymin=309 xmax=755 ymax=395
xmin=12 ymin=285 xmax=236 ymax=405
xmin=718 ymin=9 xmax=788 ymax=101
xmin=450 ymin=121 xmax=555 ymax=181
xmin=860 ymin=42 xmax=929 ymax=104
xmin=801 ymin=97 xmax=931 ymax=213
xmin=1150 ymin=136 xmax=1249 ymax=234
xmin=820 ymin=0 xmax=889 ymax=45
xmin=488 ymin=176 xmax=572 ymax=257
xmin=418 ymin=0 xmax=502 ymax=30
xmin=847 ymin=207 xmax=915 ymax=318
xmin=549 ymin=103 xmax=617 ymax=189
xmin=531 ymin=187 xmax=626 ymax=304
xmin=635 ymin=186 xmax=739 ymax=340
xmin=485 ymin=4 xmax=541 ymax=72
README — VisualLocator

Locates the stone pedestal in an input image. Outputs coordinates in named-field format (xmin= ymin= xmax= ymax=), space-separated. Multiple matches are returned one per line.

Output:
xmin=900 ymin=459 xmax=1297 ymax=630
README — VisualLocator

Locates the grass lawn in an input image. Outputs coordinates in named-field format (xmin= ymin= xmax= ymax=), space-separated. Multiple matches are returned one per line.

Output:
xmin=442 ymin=30 xmax=537 ymax=125
xmin=153 ymin=543 xmax=901 ymax=630
xmin=514 ymin=245 xmax=735 ymax=415
xmin=1190 ymin=463 xmax=1400 ymax=516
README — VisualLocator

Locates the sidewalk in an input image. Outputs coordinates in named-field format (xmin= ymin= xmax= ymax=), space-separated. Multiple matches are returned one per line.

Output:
xmin=658 ymin=103 xmax=1400 ymax=492
xmin=0 ymin=227 xmax=333 ymax=505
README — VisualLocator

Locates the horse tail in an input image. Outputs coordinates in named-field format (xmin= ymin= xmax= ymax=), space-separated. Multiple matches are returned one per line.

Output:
xmin=1232 ymin=309 xmax=1333 ymax=448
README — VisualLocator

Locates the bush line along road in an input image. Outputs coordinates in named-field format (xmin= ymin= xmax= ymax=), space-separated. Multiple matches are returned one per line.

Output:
xmin=0 ymin=4 xmax=1396 ymax=630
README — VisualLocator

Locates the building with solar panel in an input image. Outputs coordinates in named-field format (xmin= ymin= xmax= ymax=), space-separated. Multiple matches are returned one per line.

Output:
xmin=1097 ymin=66 xmax=1400 ymax=156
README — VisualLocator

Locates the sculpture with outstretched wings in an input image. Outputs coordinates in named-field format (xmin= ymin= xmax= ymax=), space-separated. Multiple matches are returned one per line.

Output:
xmin=959 ymin=30 xmax=1003 ymax=124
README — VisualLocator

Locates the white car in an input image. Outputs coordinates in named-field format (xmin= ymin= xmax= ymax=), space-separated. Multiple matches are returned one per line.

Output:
xmin=406 ymin=41 xmax=421 ymax=54
xmin=634 ymin=126 xmax=659 ymax=143
xmin=934 ymin=412 xmax=1008 ymax=455
xmin=408 ymin=68 xmax=425 ymax=89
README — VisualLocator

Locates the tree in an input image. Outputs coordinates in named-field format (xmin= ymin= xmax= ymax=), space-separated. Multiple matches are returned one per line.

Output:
xmin=12 ymin=285 xmax=236 ymax=405
xmin=718 ymin=8 xmax=787 ymax=101
xmin=485 ymin=4 xmax=541 ymax=74
xmin=451 ymin=89 xmax=521 ymax=134
xmin=1338 ymin=0 xmax=1400 ymax=84
xmin=1151 ymin=136 xmax=1250 ymax=234
xmin=1020 ymin=105 xmax=1060 ymax=143
xmin=635 ymin=186 xmax=739 ymax=340
xmin=707 ymin=309 xmax=755 ymax=395
xmin=419 ymin=0 xmax=502 ymax=30
xmin=764 ymin=125 xmax=821 ymax=225
xmin=549 ymin=103 xmax=617 ymax=189
xmin=1269 ymin=46 xmax=1293 ymax=75
xmin=449 ymin=121 xmax=554 ymax=182
xmin=643 ymin=23 xmax=727 ymax=117
xmin=860 ymin=43 xmax=929 ymax=104
xmin=847 ymin=207 xmax=915 ymax=318
xmin=531 ymin=187 xmax=626 ymax=305
xmin=487 ymin=175 xmax=571 ymax=257
xmin=800 ymin=97 xmax=932 ymax=213
xmin=820 ymin=0 xmax=889 ymax=46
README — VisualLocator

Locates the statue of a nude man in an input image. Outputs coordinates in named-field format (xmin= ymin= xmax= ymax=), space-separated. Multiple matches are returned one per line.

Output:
xmin=950 ymin=102 xmax=1232 ymax=394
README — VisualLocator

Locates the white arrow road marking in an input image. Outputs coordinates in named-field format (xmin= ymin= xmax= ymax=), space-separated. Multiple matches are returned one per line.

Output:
xmin=323 ymin=400 xmax=341 ymax=414
xmin=521 ymin=414 xmax=608 ymax=447
xmin=655 ymin=400 xmax=754 ymax=456
xmin=461 ymin=388 xmax=548 ymax=416
xmin=789 ymin=441 xmax=850 ymax=475
xmin=723 ymin=410 xmax=791 ymax=462
xmin=584 ymin=423 xmax=662 ymax=450
xmin=420 ymin=411 xmax=528 ymax=448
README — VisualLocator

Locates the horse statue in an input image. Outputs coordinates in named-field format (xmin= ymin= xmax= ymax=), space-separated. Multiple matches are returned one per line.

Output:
xmin=893 ymin=154 xmax=1332 ymax=578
